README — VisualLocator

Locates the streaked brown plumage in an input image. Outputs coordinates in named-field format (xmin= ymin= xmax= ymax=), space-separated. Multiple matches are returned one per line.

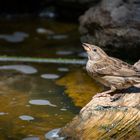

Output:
xmin=83 ymin=43 xmax=140 ymax=96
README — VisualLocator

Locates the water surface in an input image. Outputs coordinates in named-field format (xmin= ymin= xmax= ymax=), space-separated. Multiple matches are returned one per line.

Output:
xmin=0 ymin=18 xmax=102 ymax=140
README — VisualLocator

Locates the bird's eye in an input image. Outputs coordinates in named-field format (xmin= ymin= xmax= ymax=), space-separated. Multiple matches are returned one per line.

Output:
xmin=93 ymin=49 xmax=97 ymax=52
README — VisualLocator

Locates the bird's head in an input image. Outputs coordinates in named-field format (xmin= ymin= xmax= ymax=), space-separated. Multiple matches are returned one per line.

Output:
xmin=82 ymin=43 xmax=108 ymax=61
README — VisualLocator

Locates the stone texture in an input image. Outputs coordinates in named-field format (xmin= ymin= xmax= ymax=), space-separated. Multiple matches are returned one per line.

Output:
xmin=60 ymin=87 xmax=140 ymax=139
xmin=79 ymin=0 xmax=140 ymax=59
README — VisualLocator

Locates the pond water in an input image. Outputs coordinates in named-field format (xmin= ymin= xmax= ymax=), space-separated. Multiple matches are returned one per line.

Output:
xmin=0 ymin=18 xmax=102 ymax=140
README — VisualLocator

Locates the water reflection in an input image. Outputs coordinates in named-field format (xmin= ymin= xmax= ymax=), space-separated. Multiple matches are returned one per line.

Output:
xmin=41 ymin=74 xmax=59 ymax=80
xmin=0 ymin=32 xmax=29 ymax=43
xmin=22 ymin=137 xmax=40 ymax=140
xmin=56 ymin=50 xmax=73 ymax=56
xmin=0 ymin=18 xmax=102 ymax=139
xmin=45 ymin=128 xmax=64 ymax=140
xmin=0 ymin=19 xmax=81 ymax=58
xmin=19 ymin=115 xmax=35 ymax=121
xmin=0 ymin=65 xmax=37 ymax=74
xmin=57 ymin=67 xmax=69 ymax=72
xmin=36 ymin=28 xmax=54 ymax=35
xmin=48 ymin=34 xmax=68 ymax=40
xmin=29 ymin=99 xmax=57 ymax=107
xmin=0 ymin=112 xmax=8 ymax=115
xmin=0 ymin=62 xmax=80 ymax=139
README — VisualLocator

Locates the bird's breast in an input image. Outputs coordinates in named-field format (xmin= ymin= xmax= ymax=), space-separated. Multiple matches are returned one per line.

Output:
xmin=86 ymin=61 xmax=98 ymax=76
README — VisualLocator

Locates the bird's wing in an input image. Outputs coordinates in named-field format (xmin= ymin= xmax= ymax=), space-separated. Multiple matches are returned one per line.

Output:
xmin=94 ymin=57 xmax=140 ymax=77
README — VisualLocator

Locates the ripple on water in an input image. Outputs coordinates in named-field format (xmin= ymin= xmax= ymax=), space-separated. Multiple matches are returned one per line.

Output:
xmin=29 ymin=99 xmax=57 ymax=107
xmin=19 ymin=115 xmax=35 ymax=121
xmin=0 ymin=112 xmax=8 ymax=115
xmin=0 ymin=32 xmax=29 ymax=43
xmin=22 ymin=136 xmax=40 ymax=140
xmin=45 ymin=128 xmax=64 ymax=140
xmin=57 ymin=67 xmax=69 ymax=72
xmin=60 ymin=108 xmax=67 ymax=111
xmin=56 ymin=50 xmax=73 ymax=55
xmin=41 ymin=74 xmax=59 ymax=79
xmin=48 ymin=34 xmax=68 ymax=40
xmin=0 ymin=65 xmax=37 ymax=74
xmin=36 ymin=28 xmax=54 ymax=35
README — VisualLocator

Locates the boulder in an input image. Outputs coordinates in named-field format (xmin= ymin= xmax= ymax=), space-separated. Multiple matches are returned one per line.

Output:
xmin=79 ymin=0 xmax=140 ymax=60
xmin=60 ymin=87 xmax=140 ymax=139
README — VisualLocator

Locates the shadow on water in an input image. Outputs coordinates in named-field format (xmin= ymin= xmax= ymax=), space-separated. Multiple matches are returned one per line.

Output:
xmin=0 ymin=18 xmax=103 ymax=139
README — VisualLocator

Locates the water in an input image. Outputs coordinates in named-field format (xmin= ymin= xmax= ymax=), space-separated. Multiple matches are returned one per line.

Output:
xmin=0 ymin=18 xmax=102 ymax=140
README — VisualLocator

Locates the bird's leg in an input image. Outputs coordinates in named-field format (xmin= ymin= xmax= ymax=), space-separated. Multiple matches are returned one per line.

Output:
xmin=95 ymin=86 xmax=116 ymax=97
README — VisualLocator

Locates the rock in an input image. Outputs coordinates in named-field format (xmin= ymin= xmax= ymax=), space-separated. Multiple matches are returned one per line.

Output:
xmin=60 ymin=87 xmax=140 ymax=139
xmin=134 ymin=59 xmax=140 ymax=71
xmin=79 ymin=0 xmax=140 ymax=60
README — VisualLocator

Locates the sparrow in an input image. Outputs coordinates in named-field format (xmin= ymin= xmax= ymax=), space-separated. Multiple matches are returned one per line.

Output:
xmin=83 ymin=43 xmax=140 ymax=97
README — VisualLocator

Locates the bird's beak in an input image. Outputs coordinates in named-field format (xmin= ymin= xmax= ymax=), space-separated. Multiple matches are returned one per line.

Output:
xmin=82 ymin=43 xmax=92 ymax=51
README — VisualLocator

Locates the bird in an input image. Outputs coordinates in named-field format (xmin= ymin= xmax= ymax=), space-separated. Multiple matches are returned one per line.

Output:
xmin=83 ymin=43 xmax=140 ymax=97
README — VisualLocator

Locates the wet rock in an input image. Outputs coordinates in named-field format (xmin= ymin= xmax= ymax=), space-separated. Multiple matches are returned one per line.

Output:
xmin=60 ymin=88 xmax=140 ymax=139
xmin=79 ymin=0 xmax=140 ymax=59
